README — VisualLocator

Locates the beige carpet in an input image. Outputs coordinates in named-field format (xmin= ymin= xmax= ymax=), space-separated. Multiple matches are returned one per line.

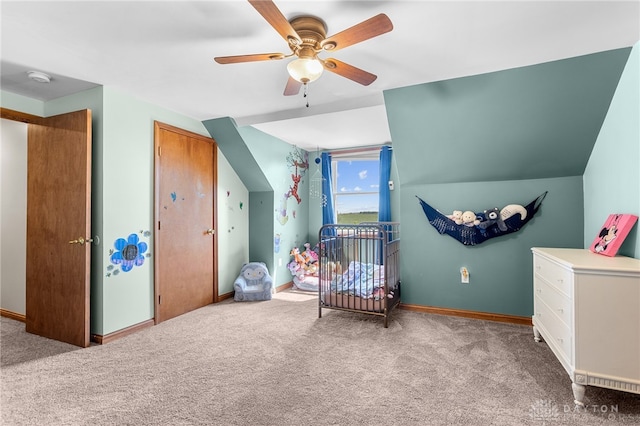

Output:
xmin=1 ymin=291 xmax=639 ymax=425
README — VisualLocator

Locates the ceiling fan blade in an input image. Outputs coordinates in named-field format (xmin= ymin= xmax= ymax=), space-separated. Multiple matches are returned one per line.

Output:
xmin=248 ymin=0 xmax=302 ymax=45
xmin=323 ymin=58 xmax=377 ymax=86
xmin=321 ymin=13 xmax=393 ymax=52
xmin=214 ymin=53 xmax=286 ymax=64
xmin=283 ymin=76 xmax=302 ymax=96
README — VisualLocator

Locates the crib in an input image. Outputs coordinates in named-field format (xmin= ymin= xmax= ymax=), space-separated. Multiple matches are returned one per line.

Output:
xmin=318 ymin=222 xmax=401 ymax=327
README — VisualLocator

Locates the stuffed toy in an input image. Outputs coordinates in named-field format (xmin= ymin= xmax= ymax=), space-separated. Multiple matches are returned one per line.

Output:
xmin=372 ymin=287 xmax=385 ymax=301
xmin=289 ymin=244 xmax=321 ymax=277
xmin=290 ymin=247 xmax=306 ymax=265
xmin=304 ymin=262 xmax=318 ymax=275
xmin=500 ymin=204 xmax=527 ymax=221
xmin=449 ymin=210 xmax=463 ymax=222
xmin=287 ymin=260 xmax=303 ymax=278
xmin=459 ymin=210 xmax=481 ymax=227
xmin=477 ymin=207 xmax=507 ymax=231
xmin=302 ymin=242 xmax=319 ymax=264
xmin=326 ymin=261 xmax=342 ymax=277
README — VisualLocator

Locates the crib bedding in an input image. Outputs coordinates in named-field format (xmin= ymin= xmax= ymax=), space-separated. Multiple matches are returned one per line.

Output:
xmin=330 ymin=261 xmax=386 ymax=298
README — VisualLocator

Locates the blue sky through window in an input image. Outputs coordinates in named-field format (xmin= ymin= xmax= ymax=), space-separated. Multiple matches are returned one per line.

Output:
xmin=335 ymin=160 xmax=379 ymax=214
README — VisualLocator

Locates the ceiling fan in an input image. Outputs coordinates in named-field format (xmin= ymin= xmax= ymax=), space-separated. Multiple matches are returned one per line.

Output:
xmin=214 ymin=0 xmax=393 ymax=96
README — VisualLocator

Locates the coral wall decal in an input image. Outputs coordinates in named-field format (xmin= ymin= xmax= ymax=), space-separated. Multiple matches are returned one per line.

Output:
xmin=286 ymin=147 xmax=309 ymax=205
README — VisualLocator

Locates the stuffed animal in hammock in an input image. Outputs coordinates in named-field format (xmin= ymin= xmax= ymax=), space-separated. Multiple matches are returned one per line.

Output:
xmin=458 ymin=210 xmax=481 ymax=227
xmin=477 ymin=207 xmax=507 ymax=232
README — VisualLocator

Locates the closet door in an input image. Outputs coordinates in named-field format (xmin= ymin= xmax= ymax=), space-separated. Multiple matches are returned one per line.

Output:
xmin=154 ymin=122 xmax=218 ymax=323
xmin=25 ymin=109 xmax=92 ymax=348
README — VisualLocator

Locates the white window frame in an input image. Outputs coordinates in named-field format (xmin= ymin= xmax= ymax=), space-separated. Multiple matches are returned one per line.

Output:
xmin=330 ymin=149 xmax=380 ymax=224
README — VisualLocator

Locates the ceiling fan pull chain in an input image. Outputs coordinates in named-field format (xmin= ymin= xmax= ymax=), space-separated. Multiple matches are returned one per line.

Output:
xmin=304 ymin=83 xmax=309 ymax=108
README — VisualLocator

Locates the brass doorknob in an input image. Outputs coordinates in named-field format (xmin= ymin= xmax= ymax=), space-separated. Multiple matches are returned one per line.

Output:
xmin=206 ymin=228 xmax=215 ymax=235
xmin=69 ymin=237 xmax=94 ymax=245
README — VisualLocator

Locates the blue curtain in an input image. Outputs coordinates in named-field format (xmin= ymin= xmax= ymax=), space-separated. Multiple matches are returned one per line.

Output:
xmin=321 ymin=152 xmax=335 ymax=225
xmin=378 ymin=146 xmax=392 ymax=222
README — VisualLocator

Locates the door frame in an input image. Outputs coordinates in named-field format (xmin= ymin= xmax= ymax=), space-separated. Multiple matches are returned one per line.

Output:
xmin=1 ymin=107 xmax=92 ymax=347
xmin=0 ymin=108 xmax=39 ymax=324
xmin=153 ymin=121 xmax=219 ymax=324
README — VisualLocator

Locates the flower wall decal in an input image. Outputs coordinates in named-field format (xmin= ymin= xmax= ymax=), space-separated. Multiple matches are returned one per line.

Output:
xmin=110 ymin=233 xmax=148 ymax=273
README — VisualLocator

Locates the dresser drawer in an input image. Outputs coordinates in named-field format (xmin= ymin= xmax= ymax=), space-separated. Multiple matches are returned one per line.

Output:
xmin=534 ymin=294 xmax=573 ymax=361
xmin=534 ymin=278 xmax=572 ymax=329
xmin=534 ymin=254 xmax=572 ymax=297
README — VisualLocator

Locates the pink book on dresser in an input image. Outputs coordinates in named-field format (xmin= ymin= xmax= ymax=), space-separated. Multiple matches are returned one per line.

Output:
xmin=589 ymin=213 xmax=639 ymax=256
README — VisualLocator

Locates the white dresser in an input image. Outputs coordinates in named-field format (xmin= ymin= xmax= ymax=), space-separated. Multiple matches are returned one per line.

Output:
xmin=531 ymin=247 xmax=640 ymax=406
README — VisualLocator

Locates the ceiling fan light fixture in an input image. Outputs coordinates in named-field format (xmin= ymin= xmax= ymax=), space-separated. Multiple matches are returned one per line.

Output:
xmin=287 ymin=58 xmax=324 ymax=84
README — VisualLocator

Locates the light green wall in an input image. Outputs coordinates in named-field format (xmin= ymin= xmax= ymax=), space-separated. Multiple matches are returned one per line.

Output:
xmin=97 ymin=87 xmax=243 ymax=334
xmin=238 ymin=126 xmax=310 ymax=287
xmin=584 ymin=42 xmax=640 ymax=258
xmin=1 ymin=87 xmax=247 ymax=336
xmin=0 ymin=90 xmax=44 ymax=116
xmin=217 ymin=152 xmax=250 ymax=295
xmin=203 ymin=118 xmax=313 ymax=287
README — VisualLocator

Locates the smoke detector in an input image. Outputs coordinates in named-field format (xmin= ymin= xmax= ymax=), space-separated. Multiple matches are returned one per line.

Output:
xmin=27 ymin=71 xmax=51 ymax=83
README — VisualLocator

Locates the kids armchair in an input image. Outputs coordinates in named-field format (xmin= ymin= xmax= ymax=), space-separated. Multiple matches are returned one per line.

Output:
xmin=233 ymin=262 xmax=273 ymax=302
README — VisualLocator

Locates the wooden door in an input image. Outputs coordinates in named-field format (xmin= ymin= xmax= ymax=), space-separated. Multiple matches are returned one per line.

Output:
xmin=25 ymin=109 xmax=92 ymax=348
xmin=154 ymin=122 xmax=217 ymax=323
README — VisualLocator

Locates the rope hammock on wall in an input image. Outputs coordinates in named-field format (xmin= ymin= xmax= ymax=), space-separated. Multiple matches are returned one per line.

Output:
xmin=416 ymin=192 xmax=548 ymax=246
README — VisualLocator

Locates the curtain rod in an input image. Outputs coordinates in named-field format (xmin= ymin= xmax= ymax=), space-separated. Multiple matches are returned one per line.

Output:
xmin=326 ymin=144 xmax=392 ymax=155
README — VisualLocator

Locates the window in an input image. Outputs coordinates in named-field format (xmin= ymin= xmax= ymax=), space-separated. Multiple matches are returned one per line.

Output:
xmin=332 ymin=154 xmax=379 ymax=225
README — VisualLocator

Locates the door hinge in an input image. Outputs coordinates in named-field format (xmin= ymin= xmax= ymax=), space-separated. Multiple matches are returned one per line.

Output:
xmin=158 ymin=146 xmax=162 ymax=156
xmin=158 ymin=295 xmax=161 ymax=305
xmin=158 ymin=221 xmax=161 ymax=230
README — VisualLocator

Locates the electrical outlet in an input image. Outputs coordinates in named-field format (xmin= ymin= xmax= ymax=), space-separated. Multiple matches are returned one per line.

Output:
xmin=460 ymin=267 xmax=469 ymax=283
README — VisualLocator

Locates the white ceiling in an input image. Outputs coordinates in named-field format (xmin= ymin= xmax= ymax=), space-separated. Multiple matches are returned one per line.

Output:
xmin=1 ymin=1 xmax=639 ymax=151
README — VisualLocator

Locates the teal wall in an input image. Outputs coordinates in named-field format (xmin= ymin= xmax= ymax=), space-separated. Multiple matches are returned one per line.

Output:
xmin=248 ymin=191 xmax=275 ymax=267
xmin=384 ymin=48 xmax=631 ymax=317
xmin=584 ymin=42 xmax=640 ymax=258
xmin=401 ymin=177 xmax=583 ymax=316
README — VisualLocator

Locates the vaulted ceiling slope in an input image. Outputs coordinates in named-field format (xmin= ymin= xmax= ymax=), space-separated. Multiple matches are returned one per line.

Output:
xmin=384 ymin=48 xmax=632 ymax=186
